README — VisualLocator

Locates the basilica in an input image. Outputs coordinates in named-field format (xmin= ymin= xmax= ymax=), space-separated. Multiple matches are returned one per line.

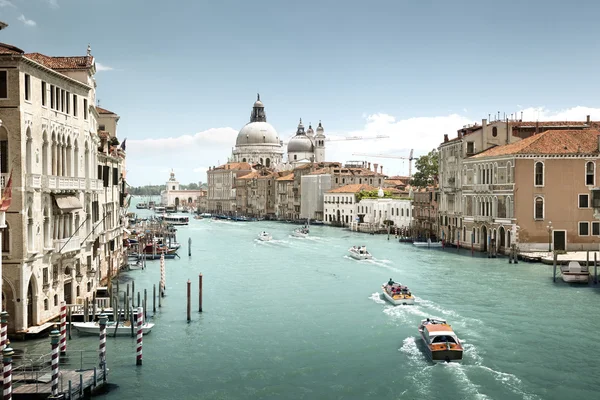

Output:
xmin=230 ymin=95 xmax=326 ymax=167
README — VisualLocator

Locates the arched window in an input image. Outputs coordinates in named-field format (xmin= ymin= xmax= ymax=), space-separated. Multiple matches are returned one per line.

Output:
xmin=42 ymin=132 xmax=49 ymax=175
xmin=25 ymin=128 xmax=32 ymax=175
xmin=535 ymin=162 xmax=544 ymax=186
xmin=73 ymin=140 xmax=79 ymax=178
xmin=265 ymin=158 xmax=270 ymax=167
xmin=586 ymin=161 xmax=595 ymax=186
xmin=242 ymin=158 xmax=246 ymax=162
xmin=1 ymin=222 xmax=9 ymax=253
xmin=492 ymin=127 xmax=498 ymax=137
xmin=27 ymin=207 xmax=34 ymax=252
xmin=534 ymin=197 xmax=544 ymax=220
xmin=84 ymin=142 xmax=90 ymax=179
xmin=43 ymin=204 xmax=51 ymax=248
xmin=507 ymin=162 xmax=512 ymax=183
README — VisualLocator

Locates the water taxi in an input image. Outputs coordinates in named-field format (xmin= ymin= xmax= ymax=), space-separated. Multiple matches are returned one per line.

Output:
xmin=418 ymin=318 xmax=463 ymax=363
xmin=72 ymin=320 xmax=155 ymax=337
xmin=382 ymin=279 xmax=415 ymax=305
xmin=348 ymin=246 xmax=372 ymax=260
xmin=292 ymin=226 xmax=309 ymax=238
xmin=561 ymin=261 xmax=590 ymax=283
xmin=258 ymin=232 xmax=272 ymax=241
xmin=162 ymin=214 xmax=189 ymax=226
xmin=136 ymin=202 xmax=148 ymax=209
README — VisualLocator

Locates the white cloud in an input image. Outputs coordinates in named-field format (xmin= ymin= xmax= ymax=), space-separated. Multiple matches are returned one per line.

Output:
xmin=44 ymin=0 xmax=58 ymax=8
xmin=0 ymin=0 xmax=15 ymax=8
xmin=95 ymin=62 xmax=114 ymax=72
xmin=124 ymin=106 xmax=600 ymax=185
xmin=17 ymin=14 xmax=36 ymax=26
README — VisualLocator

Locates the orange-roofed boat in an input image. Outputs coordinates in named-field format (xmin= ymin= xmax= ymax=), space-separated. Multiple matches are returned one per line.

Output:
xmin=418 ymin=318 xmax=463 ymax=363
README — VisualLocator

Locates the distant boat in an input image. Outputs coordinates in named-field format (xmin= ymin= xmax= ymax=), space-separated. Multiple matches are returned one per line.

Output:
xmin=348 ymin=246 xmax=372 ymax=260
xmin=258 ymin=232 xmax=272 ymax=241
xmin=561 ymin=261 xmax=590 ymax=283
xmin=136 ymin=202 xmax=148 ymax=209
xmin=72 ymin=320 xmax=154 ymax=337
xmin=382 ymin=280 xmax=415 ymax=305
xmin=413 ymin=238 xmax=443 ymax=248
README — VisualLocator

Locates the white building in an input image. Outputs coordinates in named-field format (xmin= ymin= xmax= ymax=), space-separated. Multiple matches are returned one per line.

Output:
xmin=287 ymin=119 xmax=326 ymax=165
xmin=300 ymin=174 xmax=332 ymax=221
xmin=160 ymin=170 xmax=204 ymax=209
xmin=358 ymin=197 xmax=412 ymax=229
xmin=324 ymin=184 xmax=375 ymax=226
xmin=230 ymin=94 xmax=284 ymax=167
xmin=0 ymin=42 xmax=126 ymax=333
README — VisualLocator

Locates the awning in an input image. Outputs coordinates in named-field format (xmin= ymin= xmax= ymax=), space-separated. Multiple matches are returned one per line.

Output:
xmin=53 ymin=195 xmax=83 ymax=212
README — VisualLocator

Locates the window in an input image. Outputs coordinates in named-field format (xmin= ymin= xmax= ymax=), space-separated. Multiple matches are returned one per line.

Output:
xmin=61 ymin=89 xmax=65 ymax=112
xmin=579 ymin=194 xmax=589 ymax=208
xmin=1 ymin=222 xmax=8 ymax=253
xmin=534 ymin=197 xmax=544 ymax=220
xmin=50 ymin=85 xmax=55 ymax=108
xmin=579 ymin=222 xmax=589 ymax=236
xmin=73 ymin=94 xmax=78 ymax=116
xmin=84 ymin=98 xmax=88 ymax=119
xmin=41 ymin=81 xmax=46 ymax=106
xmin=492 ymin=127 xmax=498 ymax=137
xmin=0 ymin=70 xmax=7 ymax=98
xmin=54 ymin=294 xmax=58 ymax=307
xmin=24 ymin=74 xmax=30 ymax=101
xmin=586 ymin=162 xmax=594 ymax=186
xmin=534 ymin=162 xmax=544 ymax=186
xmin=55 ymin=87 xmax=60 ymax=110
xmin=99 ymin=125 xmax=106 ymax=131
xmin=593 ymin=222 xmax=600 ymax=236
xmin=466 ymin=142 xmax=474 ymax=155
xmin=0 ymin=140 xmax=7 ymax=174
xmin=66 ymin=92 xmax=70 ymax=114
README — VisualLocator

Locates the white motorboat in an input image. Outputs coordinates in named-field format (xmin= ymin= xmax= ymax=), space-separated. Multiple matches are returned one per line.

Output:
xmin=561 ymin=261 xmax=590 ymax=283
xmin=292 ymin=226 xmax=309 ymax=238
xmin=382 ymin=280 xmax=415 ymax=305
xmin=258 ymin=232 xmax=272 ymax=241
xmin=418 ymin=318 xmax=463 ymax=363
xmin=72 ymin=320 xmax=155 ymax=337
xmin=348 ymin=246 xmax=372 ymax=260
xmin=413 ymin=238 xmax=443 ymax=248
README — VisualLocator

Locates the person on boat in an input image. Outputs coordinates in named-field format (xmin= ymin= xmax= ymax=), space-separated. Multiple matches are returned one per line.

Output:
xmin=388 ymin=278 xmax=394 ymax=285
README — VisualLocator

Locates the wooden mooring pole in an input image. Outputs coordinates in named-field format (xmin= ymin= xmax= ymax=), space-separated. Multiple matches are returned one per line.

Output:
xmin=153 ymin=284 xmax=156 ymax=313
xmin=144 ymin=289 xmax=148 ymax=320
xmin=188 ymin=237 xmax=192 ymax=257
xmin=187 ymin=280 xmax=191 ymax=322
xmin=199 ymin=274 xmax=203 ymax=312
xmin=158 ymin=281 xmax=162 ymax=308
xmin=595 ymin=252 xmax=598 ymax=284
xmin=132 ymin=280 xmax=136 ymax=308
xmin=553 ymin=251 xmax=557 ymax=283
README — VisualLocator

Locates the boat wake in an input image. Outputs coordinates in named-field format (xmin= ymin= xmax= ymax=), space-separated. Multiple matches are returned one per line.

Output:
xmin=368 ymin=292 xmax=386 ymax=305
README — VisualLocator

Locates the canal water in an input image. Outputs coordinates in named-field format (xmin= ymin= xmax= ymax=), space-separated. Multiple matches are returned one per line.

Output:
xmin=18 ymin=205 xmax=600 ymax=400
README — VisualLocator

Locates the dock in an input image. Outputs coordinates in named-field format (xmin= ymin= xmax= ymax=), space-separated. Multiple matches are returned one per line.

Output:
xmin=13 ymin=368 xmax=106 ymax=399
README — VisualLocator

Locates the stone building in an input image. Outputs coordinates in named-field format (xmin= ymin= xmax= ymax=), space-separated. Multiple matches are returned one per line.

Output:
xmin=412 ymin=187 xmax=439 ymax=240
xmin=160 ymin=170 xmax=205 ymax=209
xmin=287 ymin=119 xmax=326 ymax=165
xmin=324 ymin=184 xmax=375 ymax=226
xmin=275 ymin=173 xmax=295 ymax=220
xmin=230 ymin=95 xmax=284 ymax=167
xmin=206 ymin=162 xmax=251 ymax=214
xmin=0 ymin=42 xmax=125 ymax=333
xmin=300 ymin=174 xmax=332 ymax=221
xmin=235 ymin=169 xmax=277 ymax=218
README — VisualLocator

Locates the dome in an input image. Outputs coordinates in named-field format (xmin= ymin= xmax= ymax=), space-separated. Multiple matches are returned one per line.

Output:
xmin=306 ymin=124 xmax=314 ymax=136
xmin=236 ymin=121 xmax=280 ymax=146
xmin=253 ymin=99 xmax=264 ymax=108
xmin=288 ymin=135 xmax=314 ymax=152
xmin=315 ymin=121 xmax=325 ymax=137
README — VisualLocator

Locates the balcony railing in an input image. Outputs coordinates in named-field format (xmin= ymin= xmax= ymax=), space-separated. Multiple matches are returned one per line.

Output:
xmin=0 ymin=173 xmax=8 ymax=189
xmin=474 ymin=215 xmax=492 ymax=222
xmin=26 ymin=174 xmax=42 ymax=189
xmin=54 ymin=236 xmax=80 ymax=254
xmin=474 ymin=184 xmax=490 ymax=193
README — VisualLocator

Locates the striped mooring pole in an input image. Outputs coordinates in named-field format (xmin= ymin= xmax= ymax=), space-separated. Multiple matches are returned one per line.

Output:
xmin=50 ymin=330 xmax=60 ymax=396
xmin=2 ymin=346 xmax=13 ymax=400
xmin=136 ymin=307 xmax=143 ymax=366
xmin=98 ymin=314 xmax=108 ymax=368
xmin=0 ymin=312 xmax=8 ymax=352
xmin=59 ymin=302 xmax=67 ymax=356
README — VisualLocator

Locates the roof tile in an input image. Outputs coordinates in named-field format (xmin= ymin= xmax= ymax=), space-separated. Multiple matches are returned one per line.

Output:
xmin=327 ymin=184 xmax=377 ymax=194
xmin=24 ymin=53 xmax=93 ymax=70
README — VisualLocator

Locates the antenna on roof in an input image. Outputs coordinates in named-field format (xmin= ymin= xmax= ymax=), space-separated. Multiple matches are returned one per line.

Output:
xmin=521 ymin=111 xmax=523 ymax=121
xmin=87 ymin=44 xmax=92 ymax=56
xmin=97 ymin=99 xmax=101 ymax=107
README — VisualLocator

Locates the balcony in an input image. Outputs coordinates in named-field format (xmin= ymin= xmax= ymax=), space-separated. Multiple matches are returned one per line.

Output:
xmin=26 ymin=174 xmax=42 ymax=189
xmin=54 ymin=236 xmax=80 ymax=254
xmin=474 ymin=215 xmax=492 ymax=223
xmin=474 ymin=184 xmax=490 ymax=193
xmin=0 ymin=173 xmax=8 ymax=189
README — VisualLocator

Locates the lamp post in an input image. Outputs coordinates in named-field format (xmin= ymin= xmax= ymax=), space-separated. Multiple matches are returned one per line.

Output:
xmin=546 ymin=221 xmax=553 ymax=252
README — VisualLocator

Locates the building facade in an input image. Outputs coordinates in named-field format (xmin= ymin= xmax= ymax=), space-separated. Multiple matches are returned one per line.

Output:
xmin=324 ymin=184 xmax=375 ymax=226
xmin=412 ymin=187 xmax=439 ymax=240
xmin=160 ymin=171 xmax=205 ymax=209
xmin=287 ymin=119 xmax=326 ymax=165
xmin=300 ymin=174 xmax=332 ymax=221
xmin=275 ymin=173 xmax=294 ymax=220
xmin=206 ymin=162 xmax=251 ymax=214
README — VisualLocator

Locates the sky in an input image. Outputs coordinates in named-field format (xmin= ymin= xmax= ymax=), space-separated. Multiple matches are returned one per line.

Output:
xmin=2 ymin=0 xmax=600 ymax=185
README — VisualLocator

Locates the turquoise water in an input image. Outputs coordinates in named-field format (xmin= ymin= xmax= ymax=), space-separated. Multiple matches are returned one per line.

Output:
xmin=18 ymin=206 xmax=600 ymax=400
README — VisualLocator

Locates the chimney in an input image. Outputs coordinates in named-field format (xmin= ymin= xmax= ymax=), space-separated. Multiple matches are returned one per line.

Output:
xmin=373 ymin=163 xmax=378 ymax=173
xmin=443 ymin=134 xmax=449 ymax=143
xmin=587 ymin=115 xmax=591 ymax=124
xmin=457 ymin=130 xmax=463 ymax=139
xmin=380 ymin=165 xmax=383 ymax=174
xmin=597 ymin=134 xmax=600 ymax=152
xmin=482 ymin=118 xmax=487 ymax=127
xmin=368 ymin=162 xmax=371 ymax=170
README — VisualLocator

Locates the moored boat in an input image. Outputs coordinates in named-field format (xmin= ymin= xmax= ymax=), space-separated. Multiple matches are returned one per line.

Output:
xmin=162 ymin=214 xmax=189 ymax=226
xmin=72 ymin=320 xmax=155 ymax=337
xmin=258 ymin=231 xmax=272 ymax=241
xmin=561 ymin=261 xmax=590 ymax=283
xmin=413 ymin=238 xmax=443 ymax=248
xmin=348 ymin=246 xmax=372 ymax=260
xmin=382 ymin=279 xmax=415 ymax=305
xmin=418 ymin=318 xmax=463 ymax=363
xmin=292 ymin=226 xmax=309 ymax=238
xmin=136 ymin=202 xmax=148 ymax=209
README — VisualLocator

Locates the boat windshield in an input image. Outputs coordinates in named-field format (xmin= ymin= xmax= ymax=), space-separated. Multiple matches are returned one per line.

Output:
xmin=431 ymin=335 xmax=457 ymax=344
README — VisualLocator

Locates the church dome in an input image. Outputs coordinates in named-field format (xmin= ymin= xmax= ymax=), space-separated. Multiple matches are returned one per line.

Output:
xmin=288 ymin=135 xmax=314 ymax=152
xmin=236 ymin=121 xmax=280 ymax=146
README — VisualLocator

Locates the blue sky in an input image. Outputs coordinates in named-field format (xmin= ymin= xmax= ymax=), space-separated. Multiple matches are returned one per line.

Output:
xmin=2 ymin=0 xmax=600 ymax=185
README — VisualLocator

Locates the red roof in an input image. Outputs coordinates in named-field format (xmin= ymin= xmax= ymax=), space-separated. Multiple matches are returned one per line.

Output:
xmin=327 ymin=184 xmax=377 ymax=194
xmin=24 ymin=53 xmax=94 ymax=70
xmin=0 ymin=42 xmax=24 ymax=55
xmin=96 ymin=106 xmax=116 ymax=115
xmin=473 ymin=129 xmax=600 ymax=158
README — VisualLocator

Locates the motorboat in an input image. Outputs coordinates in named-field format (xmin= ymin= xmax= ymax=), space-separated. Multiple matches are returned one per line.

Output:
xmin=200 ymin=213 xmax=212 ymax=218
xmin=413 ymin=238 xmax=443 ymax=248
xmin=382 ymin=280 xmax=415 ymax=305
xmin=161 ymin=214 xmax=189 ymax=226
xmin=561 ymin=261 xmax=590 ymax=283
xmin=258 ymin=232 xmax=272 ymax=241
xmin=136 ymin=202 xmax=148 ymax=209
xmin=292 ymin=226 xmax=309 ymax=238
xmin=72 ymin=320 xmax=155 ymax=337
xmin=348 ymin=246 xmax=372 ymax=260
xmin=418 ymin=318 xmax=463 ymax=363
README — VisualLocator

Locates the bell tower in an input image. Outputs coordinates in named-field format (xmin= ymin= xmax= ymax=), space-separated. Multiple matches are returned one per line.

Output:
xmin=314 ymin=121 xmax=326 ymax=162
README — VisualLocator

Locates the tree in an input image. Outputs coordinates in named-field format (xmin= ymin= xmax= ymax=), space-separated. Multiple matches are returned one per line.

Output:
xmin=410 ymin=149 xmax=438 ymax=187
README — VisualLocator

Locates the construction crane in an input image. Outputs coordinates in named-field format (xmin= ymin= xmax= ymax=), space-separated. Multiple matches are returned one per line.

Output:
xmin=325 ymin=135 xmax=390 ymax=142
xmin=352 ymin=149 xmax=415 ymax=178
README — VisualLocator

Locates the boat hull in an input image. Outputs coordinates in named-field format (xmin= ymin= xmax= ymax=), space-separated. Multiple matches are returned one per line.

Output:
xmin=292 ymin=231 xmax=308 ymax=238
xmin=413 ymin=241 xmax=443 ymax=248
xmin=418 ymin=330 xmax=463 ymax=363
xmin=562 ymin=273 xmax=590 ymax=283
xmin=73 ymin=322 xmax=155 ymax=336
xmin=382 ymin=289 xmax=415 ymax=305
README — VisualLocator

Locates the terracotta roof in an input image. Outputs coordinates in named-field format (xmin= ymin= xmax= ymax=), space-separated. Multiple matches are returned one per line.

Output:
xmin=96 ymin=106 xmax=116 ymax=115
xmin=276 ymin=173 xmax=294 ymax=181
xmin=0 ymin=42 xmax=24 ymax=55
xmin=510 ymin=121 xmax=595 ymax=128
xmin=237 ymin=171 xmax=260 ymax=180
xmin=24 ymin=53 xmax=94 ymax=70
xmin=294 ymin=163 xmax=313 ymax=170
xmin=473 ymin=129 xmax=600 ymax=158
xmin=327 ymin=184 xmax=377 ymax=194
xmin=213 ymin=162 xmax=251 ymax=171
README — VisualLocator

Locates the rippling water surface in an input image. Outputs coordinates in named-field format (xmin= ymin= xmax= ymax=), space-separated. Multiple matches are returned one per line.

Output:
xmin=19 ymin=206 xmax=600 ymax=400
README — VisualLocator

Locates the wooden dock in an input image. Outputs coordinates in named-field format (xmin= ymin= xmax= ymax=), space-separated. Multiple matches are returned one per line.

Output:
xmin=13 ymin=367 xmax=106 ymax=400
